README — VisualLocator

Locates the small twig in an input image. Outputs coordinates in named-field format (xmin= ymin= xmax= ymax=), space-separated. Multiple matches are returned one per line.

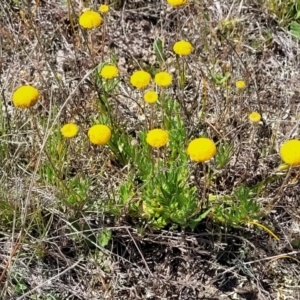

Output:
xmin=16 ymin=258 xmax=83 ymax=300
xmin=126 ymin=228 xmax=153 ymax=277
xmin=267 ymin=166 xmax=293 ymax=209
xmin=0 ymin=231 xmax=22 ymax=284
xmin=243 ymin=251 xmax=300 ymax=265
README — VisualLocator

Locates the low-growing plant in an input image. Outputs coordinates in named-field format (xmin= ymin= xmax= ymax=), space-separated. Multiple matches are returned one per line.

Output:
xmin=265 ymin=0 xmax=300 ymax=38
xmin=4 ymin=0 xmax=300 ymax=296
xmin=212 ymin=184 xmax=262 ymax=226
xmin=265 ymin=0 xmax=300 ymax=25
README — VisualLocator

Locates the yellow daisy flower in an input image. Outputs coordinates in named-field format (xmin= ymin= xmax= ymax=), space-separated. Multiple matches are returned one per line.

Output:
xmin=12 ymin=85 xmax=39 ymax=109
xmin=167 ymin=0 xmax=187 ymax=7
xmin=61 ymin=123 xmax=79 ymax=138
xmin=100 ymin=65 xmax=119 ymax=79
xmin=88 ymin=125 xmax=111 ymax=145
xmin=79 ymin=10 xmax=102 ymax=29
xmin=130 ymin=70 xmax=151 ymax=89
xmin=154 ymin=71 xmax=172 ymax=87
xmin=99 ymin=4 xmax=109 ymax=13
xmin=146 ymin=129 xmax=169 ymax=148
xmin=143 ymin=90 xmax=158 ymax=104
xmin=280 ymin=139 xmax=300 ymax=166
xmin=187 ymin=138 xmax=216 ymax=162
xmin=249 ymin=112 xmax=261 ymax=123
xmin=173 ymin=40 xmax=193 ymax=56
xmin=236 ymin=80 xmax=246 ymax=90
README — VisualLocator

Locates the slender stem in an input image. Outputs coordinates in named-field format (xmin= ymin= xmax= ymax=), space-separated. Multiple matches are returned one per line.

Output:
xmin=249 ymin=124 xmax=257 ymax=144
xmin=101 ymin=16 xmax=107 ymax=61
xmin=30 ymin=110 xmax=82 ymax=202
xmin=268 ymin=166 xmax=293 ymax=210
xmin=202 ymin=163 xmax=208 ymax=207
xmin=199 ymin=77 xmax=207 ymax=122
xmin=160 ymin=88 xmax=165 ymax=128
xmin=150 ymin=104 xmax=154 ymax=129
xmin=225 ymin=80 xmax=230 ymax=111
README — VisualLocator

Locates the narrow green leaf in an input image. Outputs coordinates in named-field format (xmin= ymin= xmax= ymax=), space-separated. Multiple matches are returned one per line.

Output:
xmin=153 ymin=38 xmax=164 ymax=64
xmin=99 ymin=229 xmax=112 ymax=247
xmin=289 ymin=21 xmax=300 ymax=38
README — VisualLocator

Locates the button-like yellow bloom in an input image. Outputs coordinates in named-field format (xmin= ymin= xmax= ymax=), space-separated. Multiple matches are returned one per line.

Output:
xmin=236 ymin=80 xmax=246 ymax=90
xmin=187 ymin=138 xmax=216 ymax=162
xmin=249 ymin=112 xmax=261 ymax=123
xmin=130 ymin=70 xmax=151 ymax=89
xmin=143 ymin=90 xmax=158 ymax=104
xmin=280 ymin=139 xmax=300 ymax=166
xmin=100 ymin=65 xmax=119 ymax=79
xmin=12 ymin=85 xmax=39 ymax=109
xmin=167 ymin=0 xmax=187 ymax=7
xmin=154 ymin=72 xmax=172 ymax=87
xmin=61 ymin=123 xmax=79 ymax=138
xmin=88 ymin=125 xmax=111 ymax=145
xmin=79 ymin=10 xmax=102 ymax=29
xmin=99 ymin=4 xmax=109 ymax=13
xmin=173 ymin=40 xmax=193 ymax=56
xmin=146 ymin=129 xmax=169 ymax=148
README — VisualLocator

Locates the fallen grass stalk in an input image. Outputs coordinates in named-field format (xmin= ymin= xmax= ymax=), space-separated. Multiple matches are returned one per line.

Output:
xmin=16 ymin=258 xmax=83 ymax=300
xmin=248 ymin=221 xmax=280 ymax=241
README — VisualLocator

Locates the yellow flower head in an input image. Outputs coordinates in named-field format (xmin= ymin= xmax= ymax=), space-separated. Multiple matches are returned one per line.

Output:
xmin=12 ymin=85 xmax=39 ymax=109
xmin=61 ymin=123 xmax=79 ymax=138
xmin=173 ymin=40 xmax=193 ymax=56
xmin=88 ymin=124 xmax=111 ymax=145
xmin=280 ymin=139 xmax=300 ymax=166
xmin=146 ymin=129 xmax=169 ymax=148
xmin=130 ymin=70 xmax=151 ymax=89
xmin=100 ymin=65 xmax=119 ymax=79
xmin=167 ymin=0 xmax=187 ymax=7
xmin=249 ymin=112 xmax=261 ymax=123
xmin=99 ymin=4 xmax=109 ymax=13
xmin=236 ymin=80 xmax=246 ymax=90
xmin=79 ymin=10 xmax=102 ymax=29
xmin=187 ymin=138 xmax=216 ymax=162
xmin=143 ymin=90 xmax=158 ymax=104
xmin=154 ymin=72 xmax=172 ymax=87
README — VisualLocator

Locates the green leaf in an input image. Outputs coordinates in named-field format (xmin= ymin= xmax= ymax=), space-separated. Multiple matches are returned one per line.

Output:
xmin=99 ymin=229 xmax=112 ymax=247
xmin=289 ymin=21 xmax=300 ymax=38
xmin=153 ymin=38 xmax=164 ymax=64
xmin=291 ymin=238 xmax=300 ymax=248
xmin=189 ymin=208 xmax=213 ymax=230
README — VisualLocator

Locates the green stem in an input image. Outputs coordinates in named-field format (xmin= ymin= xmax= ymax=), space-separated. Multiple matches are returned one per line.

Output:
xmin=30 ymin=110 xmax=82 ymax=203
xmin=161 ymin=88 xmax=165 ymax=129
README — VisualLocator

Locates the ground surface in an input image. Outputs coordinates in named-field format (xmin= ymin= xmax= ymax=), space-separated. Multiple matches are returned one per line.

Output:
xmin=1 ymin=0 xmax=300 ymax=299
